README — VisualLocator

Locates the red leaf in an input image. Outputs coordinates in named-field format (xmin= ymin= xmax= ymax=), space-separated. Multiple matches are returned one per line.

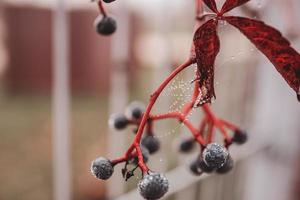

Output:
xmin=203 ymin=0 xmax=218 ymax=13
xmin=225 ymin=16 xmax=300 ymax=94
xmin=221 ymin=0 xmax=250 ymax=14
xmin=193 ymin=19 xmax=220 ymax=105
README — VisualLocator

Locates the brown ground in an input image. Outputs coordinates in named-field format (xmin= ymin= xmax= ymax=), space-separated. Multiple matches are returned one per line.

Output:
xmin=0 ymin=93 xmax=109 ymax=200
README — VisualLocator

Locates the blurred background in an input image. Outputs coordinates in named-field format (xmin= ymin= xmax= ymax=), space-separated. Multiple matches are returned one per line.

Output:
xmin=0 ymin=0 xmax=300 ymax=200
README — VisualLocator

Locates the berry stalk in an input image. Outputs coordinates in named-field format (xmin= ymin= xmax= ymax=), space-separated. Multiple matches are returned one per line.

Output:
xmin=97 ymin=0 xmax=107 ymax=16
xmin=125 ymin=58 xmax=194 ymax=172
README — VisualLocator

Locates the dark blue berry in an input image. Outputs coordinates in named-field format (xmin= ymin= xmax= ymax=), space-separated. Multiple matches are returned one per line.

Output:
xmin=190 ymin=156 xmax=215 ymax=175
xmin=103 ymin=0 xmax=116 ymax=3
xmin=131 ymin=108 xmax=143 ymax=119
xmin=232 ymin=130 xmax=248 ymax=144
xmin=109 ymin=114 xmax=128 ymax=130
xmin=138 ymin=172 xmax=169 ymax=200
xmin=95 ymin=16 xmax=116 ymax=36
xmin=216 ymin=156 xmax=234 ymax=174
xmin=179 ymin=139 xmax=195 ymax=153
xmin=198 ymin=158 xmax=215 ymax=173
xmin=141 ymin=135 xmax=160 ymax=154
xmin=91 ymin=157 xmax=114 ymax=180
xmin=189 ymin=160 xmax=202 ymax=175
xmin=202 ymin=143 xmax=229 ymax=168
xmin=126 ymin=101 xmax=145 ymax=120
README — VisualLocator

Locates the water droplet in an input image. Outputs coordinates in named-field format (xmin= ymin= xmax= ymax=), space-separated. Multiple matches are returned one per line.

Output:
xmin=237 ymin=51 xmax=244 ymax=56
xmin=257 ymin=2 xmax=262 ymax=8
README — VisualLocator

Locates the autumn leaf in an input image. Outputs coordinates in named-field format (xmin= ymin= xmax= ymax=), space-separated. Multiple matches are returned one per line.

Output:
xmin=225 ymin=16 xmax=300 ymax=94
xmin=193 ymin=19 xmax=220 ymax=105
xmin=203 ymin=0 xmax=219 ymax=13
xmin=220 ymin=0 xmax=251 ymax=14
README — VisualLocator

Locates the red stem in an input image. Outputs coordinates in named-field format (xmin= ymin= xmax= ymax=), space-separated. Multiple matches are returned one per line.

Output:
xmin=182 ymin=81 xmax=200 ymax=115
xmin=150 ymin=112 xmax=206 ymax=145
xmin=97 ymin=0 xmax=107 ymax=17
xmin=198 ymin=117 xmax=208 ymax=137
xmin=220 ymin=119 xmax=239 ymax=131
xmin=183 ymin=119 xmax=206 ymax=145
xmin=202 ymin=104 xmax=231 ymax=141
xmin=111 ymin=151 xmax=138 ymax=165
xmin=195 ymin=0 xmax=203 ymax=17
xmin=125 ymin=58 xmax=194 ymax=172
xmin=146 ymin=120 xmax=153 ymax=135
xmin=207 ymin=120 xmax=214 ymax=143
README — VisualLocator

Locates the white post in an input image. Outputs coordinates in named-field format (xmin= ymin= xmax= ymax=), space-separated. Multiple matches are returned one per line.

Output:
xmin=52 ymin=0 xmax=71 ymax=200
xmin=107 ymin=2 xmax=130 ymax=199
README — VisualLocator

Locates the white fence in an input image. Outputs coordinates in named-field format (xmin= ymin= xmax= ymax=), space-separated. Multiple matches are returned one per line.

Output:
xmin=50 ymin=0 xmax=300 ymax=200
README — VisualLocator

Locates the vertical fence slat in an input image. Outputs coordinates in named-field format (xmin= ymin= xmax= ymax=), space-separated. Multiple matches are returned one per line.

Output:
xmin=107 ymin=2 xmax=130 ymax=199
xmin=52 ymin=1 xmax=71 ymax=200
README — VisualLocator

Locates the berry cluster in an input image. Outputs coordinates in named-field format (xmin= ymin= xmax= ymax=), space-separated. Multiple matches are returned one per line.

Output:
xmin=89 ymin=0 xmax=300 ymax=199
xmin=91 ymin=97 xmax=248 ymax=200
xmin=179 ymin=124 xmax=247 ymax=175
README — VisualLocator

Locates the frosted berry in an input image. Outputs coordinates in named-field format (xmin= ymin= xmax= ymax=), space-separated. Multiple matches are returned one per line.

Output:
xmin=202 ymin=143 xmax=229 ymax=168
xmin=125 ymin=101 xmax=145 ymax=120
xmin=179 ymin=139 xmax=195 ymax=153
xmin=138 ymin=172 xmax=169 ymax=200
xmin=109 ymin=114 xmax=128 ymax=130
xmin=198 ymin=157 xmax=215 ymax=173
xmin=95 ymin=16 xmax=116 ymax=35
xmin=132 ymin=146 xmax=150 ymax=165
xmin=141 ymin=135 xmax=160 ymax=154
xmin=103 ymin=0 xmax=116 ymax=3
xmin=91 ymin=157 xmax=114 ymax=180
xmin=189 ymin=157 xmax=214 ymax=175
xmin=216 ymin=156 xmax=234 ymax=174
xmin=232 ymin=129 xmax=248 ymax=144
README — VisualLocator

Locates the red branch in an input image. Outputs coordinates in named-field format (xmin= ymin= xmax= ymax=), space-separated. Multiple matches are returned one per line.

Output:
xmin=125 ymin=58 xmax=194 ymax=172
xmin=108 ymin=0 xmax=241 ymax=173
xmin=112 ymin=80 xmax=238 ymax=170
xmin=97 ymin=0 xmax=107 ymax=16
